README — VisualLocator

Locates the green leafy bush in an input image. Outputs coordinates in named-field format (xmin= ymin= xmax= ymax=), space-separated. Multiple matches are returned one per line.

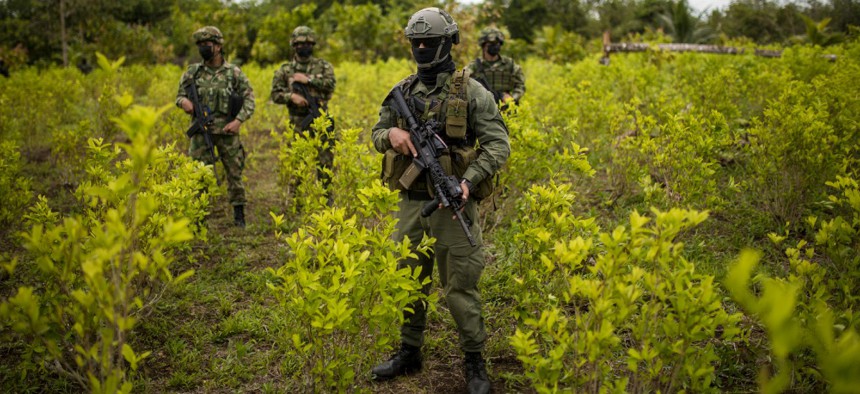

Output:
xmin=509 ymin=206 xmax=742 ymax=393
xmin=266 ymin=181 xmax=432 ymax=391
xmin=0 ymin=104 xmax=209 ymax=393
xmin=0 ymin=140 xmax=32 ymax=232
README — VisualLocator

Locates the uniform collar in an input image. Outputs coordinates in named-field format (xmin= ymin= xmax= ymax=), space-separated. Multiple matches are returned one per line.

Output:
xmin=202 ymin=61 xmax=229 ymax=73
xmin=483 ymin=56 xmax=503 ymax=66
xmin=414 ymin=71 xmax=452 ymax=94
xmin=294 ymin=56 xmax=315 ymax=64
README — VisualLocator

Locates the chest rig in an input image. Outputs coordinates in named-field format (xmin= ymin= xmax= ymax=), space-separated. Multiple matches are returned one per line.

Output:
xmin=397 ymin=69 xmax=473 ymax=146
xmin=474 ymin=58 xmax=514 ymax=95
xmin=384 ymin=69 xmax=495 ymax=200
xmin=191 ymin=63 xmax=240 ymax=119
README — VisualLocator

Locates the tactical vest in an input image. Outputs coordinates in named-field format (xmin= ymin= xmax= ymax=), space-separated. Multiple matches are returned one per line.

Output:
xmin=190 ymin=63 xmax=240 ymax=119
xmin=474 ymin=57 xmax=515 ymax=95
xmin=383 ymin=69 xmax=495 ymax=200
xmin=394 ymin=69 xmax=472 ymax=145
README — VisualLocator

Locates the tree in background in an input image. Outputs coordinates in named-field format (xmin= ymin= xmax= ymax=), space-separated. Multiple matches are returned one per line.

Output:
xmin=656 ymin=0 xmax=715 ymax=43
xmin=1 ymin=0 xmax=858 ymax=67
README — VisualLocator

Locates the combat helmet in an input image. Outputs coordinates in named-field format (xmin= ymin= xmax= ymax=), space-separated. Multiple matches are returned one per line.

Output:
xmin=404 ymin=7 xmax=459 ymax=69
xmin=291 ymin=26 xmax=316 ymax=46
xmin=405 ymin=7 xmax=459 ymax=43
xmin=193 ymin=26 xmax=224 ymax=45
xmin=478 ymin=27 xmax=504 ymax=46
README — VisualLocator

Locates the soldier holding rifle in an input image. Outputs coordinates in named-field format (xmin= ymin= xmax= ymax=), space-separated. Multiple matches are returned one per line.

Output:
xmin=369 ymin=8 xmax=510 ymax=394
xmin=176 ymin=26 xmax=255 ymax=228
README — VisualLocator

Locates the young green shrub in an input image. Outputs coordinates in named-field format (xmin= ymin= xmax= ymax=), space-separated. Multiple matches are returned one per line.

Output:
xmin=0 ymin=104 xmax=205 ymax=393
xmin=727 ymin=175 xmax=860 ymax=392
xmin=330 ymin=126 xmax=377 ymax=208
xmin=266 ymin=181 xmax=432 ymax=392
xmin=273 ymin=116 xmax=330 ymax=216
xmin=0 ymin=140 xmax=32 ymax=234
xmin=742 ymin=78 xmax=858 ymax=228
xmin=498 ymin=182 xmax=597 ymax=322
xmin=509 ymin=207 xmax=742 ymax=393
xmin=725 ymin=249 xmax=860 ymax=394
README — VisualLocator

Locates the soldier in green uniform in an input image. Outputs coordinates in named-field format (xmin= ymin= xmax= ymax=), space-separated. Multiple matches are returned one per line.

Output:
xmin=271 ymin=26 xmax=337 ymax=196
xmin=176 ymin=26 xmax=255 ymax=228
xmin=369 ymin=8 xmax=510 ymax=394
xmin=466 ymin=27 xmax=525 ymax=107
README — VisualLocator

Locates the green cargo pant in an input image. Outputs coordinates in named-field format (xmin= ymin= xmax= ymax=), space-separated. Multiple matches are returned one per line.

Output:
xmin=189 ymin=133 xmax=246 ymax=206
xmin=396 ymin=192 xmax=486 ymax=353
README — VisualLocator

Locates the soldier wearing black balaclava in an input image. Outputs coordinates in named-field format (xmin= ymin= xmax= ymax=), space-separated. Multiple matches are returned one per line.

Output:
xmin=369 ymin=7 xmax=511 ymax=394
xmin=467 ymin=27 xmax=526 ymax=107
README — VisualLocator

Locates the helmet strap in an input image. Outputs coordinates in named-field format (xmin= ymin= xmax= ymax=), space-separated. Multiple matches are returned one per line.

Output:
xmin=416 ymin=37 xmax=452 ymax=70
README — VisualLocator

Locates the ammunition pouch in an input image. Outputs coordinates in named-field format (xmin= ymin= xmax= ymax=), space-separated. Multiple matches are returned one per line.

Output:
xmin=444 ymin=69 xmax=469 ymax=140
xmin=382 ymin=149 xmax=416 ymax=191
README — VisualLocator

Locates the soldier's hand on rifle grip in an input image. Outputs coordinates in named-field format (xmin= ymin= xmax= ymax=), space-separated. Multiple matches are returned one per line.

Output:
xmin=223 ymin=119 xmax=242 ymax=134
xmin=389 ymin=127 xmax=417 ymax=157
xmin=450 ymin=180 xmax=470 ymax=220
xmin=290 ymin=92 xmax=308 ymax=107
xmin=180 ymin=98 xmax=194 ymax=114
xmin=292 ymin=73 xmax=310 ymax=84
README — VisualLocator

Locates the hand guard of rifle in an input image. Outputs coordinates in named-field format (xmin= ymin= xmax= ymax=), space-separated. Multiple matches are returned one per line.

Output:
xmin=291 ymin=82 xmax=335 ymax=133
xmin=184 ymin=80 xmax=220 ymax=183
xmin=388 ymin=87 xmax=477 ymax=247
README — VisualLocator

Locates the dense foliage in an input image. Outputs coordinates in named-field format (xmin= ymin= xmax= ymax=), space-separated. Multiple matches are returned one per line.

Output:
xmin=1 ymin=36 xmax=860 ymax=392
xmin=1 ymin=0 xmax=856 ymax=69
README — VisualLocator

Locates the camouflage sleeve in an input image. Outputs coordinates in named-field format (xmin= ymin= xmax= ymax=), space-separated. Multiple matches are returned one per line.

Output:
xmin=371 ymin=101 xmax=397 ymax=154
xmin=465 ymin=59 xmax=478 ymax=76
xmin=271 ymin=65 xmax=291 ymax=105
xmin=309 ymin=60 xmax=336 ymax=95
xmin=175 ymin=66 xmax=194 ymax=107
xmin=463 ymin=79 xmax=510 ymax=185
xmin=235 ymin=67 xmax=255 ymax=122
xmin=511 ymin=61 xmax=525 ymax=101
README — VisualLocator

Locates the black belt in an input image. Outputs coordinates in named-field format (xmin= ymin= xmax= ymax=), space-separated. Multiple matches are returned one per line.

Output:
xmin=405 ymin=190 xmax=433 ymax=200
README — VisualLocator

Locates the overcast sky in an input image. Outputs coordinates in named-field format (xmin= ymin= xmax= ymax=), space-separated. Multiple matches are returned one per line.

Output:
xmin=687 ymin=0 xmax=734 ymax=13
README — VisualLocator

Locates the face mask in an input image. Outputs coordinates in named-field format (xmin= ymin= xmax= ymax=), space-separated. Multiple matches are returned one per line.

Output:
xmin=198 ymin=44 xmax=215 ymax=61
xmin=296 ymin=46 xmax=313 ymax=58
xmin=487 ymin=43 xmax=501 ymax=56
xmin=412 ymin=46 xmax=438 ymax=65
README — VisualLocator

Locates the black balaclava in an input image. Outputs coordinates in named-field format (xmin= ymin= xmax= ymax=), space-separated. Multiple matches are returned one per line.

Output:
xmin=415 ymin=38 xmax=455 ymax=88
xmin=198 ymin=44 xmax=215 ymax=62
xmin=296 ymin=46 xmax=313 ymax=59
xmin=487 ymin=43 xmax=501 ymax=56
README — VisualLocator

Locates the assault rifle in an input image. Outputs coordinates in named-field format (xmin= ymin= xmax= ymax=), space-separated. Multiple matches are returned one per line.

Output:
xmin=291 ymin=82 xmax=334 ymax=132
xmin=184 ymin=78 xmax=219 ymax=183
xmin=388 ymin=87 xmax=477 ymax=247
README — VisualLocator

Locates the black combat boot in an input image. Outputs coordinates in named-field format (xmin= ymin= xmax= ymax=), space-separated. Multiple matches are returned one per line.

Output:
xmin=464 ymin=352 xmax=491 ymax=394
xmin=371 ymin=343 xmax=422 ymax=380
xmin=233 ymin=205 xmax=245 ymax=228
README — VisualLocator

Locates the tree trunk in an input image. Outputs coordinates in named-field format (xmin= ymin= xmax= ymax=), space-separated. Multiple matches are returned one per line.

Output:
xmin=604 ymin=43 xmax=745 ymax=55
xmin=60 ymin=0 xmax=68 ymax=67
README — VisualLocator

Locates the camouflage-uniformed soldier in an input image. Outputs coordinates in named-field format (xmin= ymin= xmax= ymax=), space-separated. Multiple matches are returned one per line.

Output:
xmin=369 ymin=8 xmax=509 ymax=394
xmin=176 ymin=26 xmax=255 ymax=227
xmin=271 ymin=26 xmax=337 ymax=193
xmin=466 ymin=27 xmax=525 ymax=107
